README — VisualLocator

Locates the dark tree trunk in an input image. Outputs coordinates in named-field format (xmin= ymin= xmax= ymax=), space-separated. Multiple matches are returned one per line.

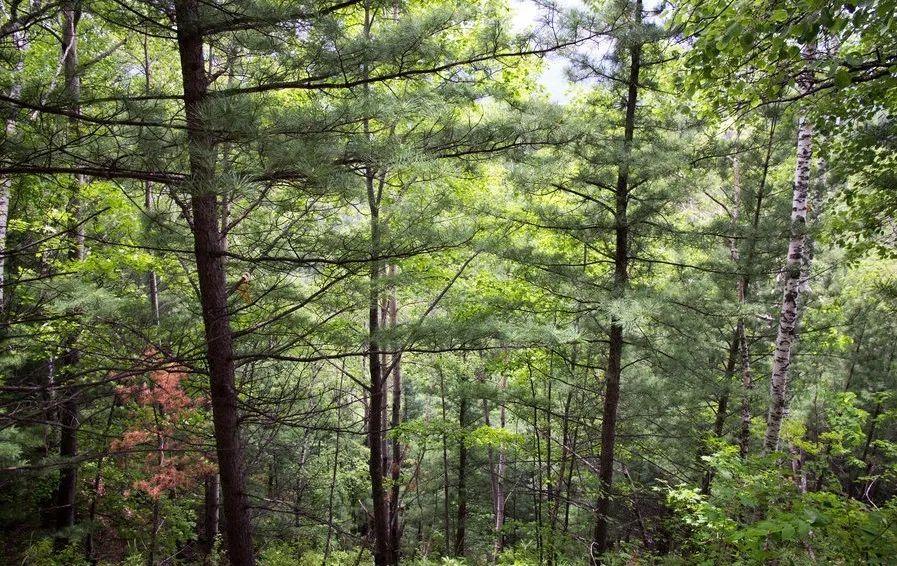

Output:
xmin=142 ymin=39 xmax=160 ymax=326
xmin=198 ymin=474 xmax=220 ymax=558
xmin=387 ymin=267 xmax=403 ymax=564
xmin=174 ymin=1 xmax=254 ymax=563
xmin=54 ymin=2 xmax=84 ymax=549
xmin=366 ymin=169 xmax=391 ymax=566
xmin=439 ymin=369 xmax=451 ymax=556
xmin=528 ymin=363 xmax=544 ymax=563
xmin=453 ymin=392 xmax=468 ymax=558
xmin=486 ymin=372 xmax=507 ymax=561
xmin=701 ymin=333 xmax=738 ymax=494
xmin=54 ymin=387 xmax=79 ymax=548
xmin=593 ymin=1 xmax=641 ymax=559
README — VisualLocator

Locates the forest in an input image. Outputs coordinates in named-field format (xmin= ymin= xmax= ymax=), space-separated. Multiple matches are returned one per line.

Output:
xmin=0 ymin=0 xmax=896 ymax=564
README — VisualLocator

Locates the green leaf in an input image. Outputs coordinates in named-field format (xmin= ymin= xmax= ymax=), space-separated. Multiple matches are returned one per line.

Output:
xmin=834 ymin=68 xmax=852 ymax=88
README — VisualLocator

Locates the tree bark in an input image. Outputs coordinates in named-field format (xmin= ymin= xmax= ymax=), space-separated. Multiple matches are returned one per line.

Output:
xmin=701 ymin=332 xmax=738 ymax=494
xmin=360 ymin=2 xmax=391 ymax=560
xmin=54 ymin=3 xmax=84 ymax=549
xmin=453 ymin=391 xmax=468 ymax=558
xmin=324 ymin=362 xmax=345 ymax=563
xmin=387 ymin=265 xmax=403 ymax=564
xmin=365 ymin=151 xmax=391 ymax=566
xmin=593 ymin=1 xmax=641 ymax=559
xmin=528 ymin=362 xmax=544 ymax=563
xmin=763 ymin=44 xmax=816 ymax=454
xmin=550 ymin=384 xmax=574 ymax=564
xmin=142 ymin=38 xmax=161 ymax=326
xmin=174 ymin=1 xmax=255 ymax=563
xmin=439 ymin=368 xmax=451 ymax=556
xmin=54 ymin=386 xmax=79 ymax=548
xmin=487 ymin=372 xmax=507 ymax=561
xmin=198 ymin=474 xmax=220 ymax=558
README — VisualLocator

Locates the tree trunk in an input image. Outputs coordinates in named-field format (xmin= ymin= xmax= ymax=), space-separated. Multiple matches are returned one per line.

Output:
xmin=550 ymin=384 xmax=574 ymax=563
xmin=324 ymin=363 xmax=345 ymax=564
xmin=528 ymin=362 xmax=544 ymax=563
xmin=737 ymin=322 xmax=753 ymax=457
xmin=593 ymin=1 xmax=641 ymax=559
xmin=142 ymin=38 xmax=160 ymax=326
xmin=54 ymin=3 xmax=84 ymax=549
xmin=0 ymin=174 xmax=9 ymax=312
xmin=453 ymin=391 xmax=468 ymax=558
xmin=144 ymin=185 xmax=160 ymax=322
xmin=365 ymin=161 xmax=391 ymax=566
xmin=387 ymin=265 xmax=403 ymax=564
xmin=843 ymin=323 xmax=865 ymax=392
xmin=54 ymin=387 xmax=79 ymax=548
xmin=763 ymin=44 xmax=815 ymax=454
xmin=701 ymin=333 xmax=737 ymax=495
xmin=439 ymin=368 xmax=451 ymax=556
xmin=199 ymin=474 xmax=220 ymax=558
xmin=174 ymin=1 xmax=255 ymax=563
xmin=487 ymin=372 xmax=507 ymax=561
xmin=360 ymin=2 xmax=391 ymax=560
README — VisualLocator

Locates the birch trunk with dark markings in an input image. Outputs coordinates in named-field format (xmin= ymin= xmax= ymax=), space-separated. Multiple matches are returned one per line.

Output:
xmin=174 ymin=1 xmax=254 ymax=563
xmin=764 ymin=44 xmax=816 ymax=454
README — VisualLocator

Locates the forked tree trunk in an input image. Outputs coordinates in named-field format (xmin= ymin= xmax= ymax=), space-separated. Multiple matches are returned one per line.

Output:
xmin=174 ymin=1 xmax=255 ymax=563
xmin=764 ymin=44 xmax=816 ymax=454
xmin=593 ymin=1 xmax=641 ymax=559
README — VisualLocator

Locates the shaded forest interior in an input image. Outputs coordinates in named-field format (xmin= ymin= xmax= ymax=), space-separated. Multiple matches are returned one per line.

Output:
xmin=1 ymin=0 xmax=897 ymax=564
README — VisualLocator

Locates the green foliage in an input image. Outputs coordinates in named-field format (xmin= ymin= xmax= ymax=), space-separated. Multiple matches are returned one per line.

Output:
xmin=1 ymin=0 xmax=896 ymax=564
xmin=665 ymin=444 xmax=897 ymax=563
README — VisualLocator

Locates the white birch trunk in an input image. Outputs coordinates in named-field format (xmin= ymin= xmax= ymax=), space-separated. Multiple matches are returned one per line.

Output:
xmin=763 ymin=44 xmax=816 ymax=453
xmin=0 ymin=24 xmax=27 ymax=310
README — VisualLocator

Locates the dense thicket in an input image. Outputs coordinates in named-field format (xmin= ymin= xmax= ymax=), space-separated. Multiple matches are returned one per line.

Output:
xmin=1 ymin=0 xmax=896 ymax=564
